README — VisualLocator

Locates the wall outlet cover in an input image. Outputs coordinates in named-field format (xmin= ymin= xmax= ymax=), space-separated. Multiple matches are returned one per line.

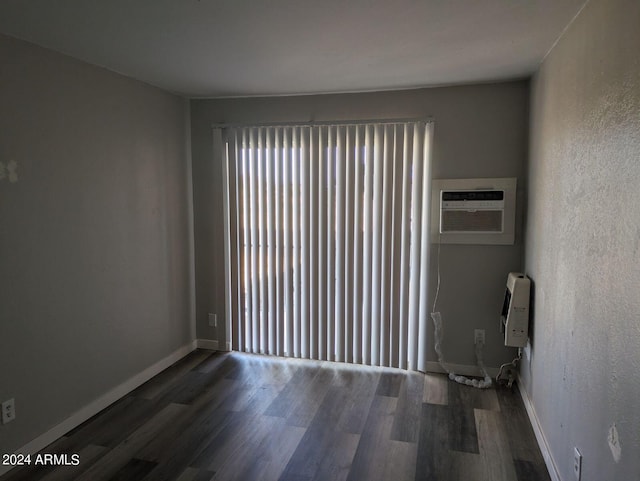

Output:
xmin=2 ymin=398 xmax=16 ymax=424
xmin=573 ymin=447 xmax=582 ymax=480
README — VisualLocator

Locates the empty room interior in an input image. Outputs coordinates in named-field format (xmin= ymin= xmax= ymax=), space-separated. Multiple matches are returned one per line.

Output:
xmin=0 ymin=0 xmax=638 ymax=480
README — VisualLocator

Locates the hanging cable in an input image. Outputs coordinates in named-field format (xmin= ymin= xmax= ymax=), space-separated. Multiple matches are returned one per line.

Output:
xmin=496 ymin=347 xmax=522 ymax=388
xmin=431 ymin=235 xmax=492 ymax=389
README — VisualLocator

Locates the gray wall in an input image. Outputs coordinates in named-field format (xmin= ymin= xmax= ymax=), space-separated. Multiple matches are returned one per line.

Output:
xmin=0 ymin=35 xmax=193 ymax=454
xmin=522 ymin=0 xmax=640 ymax=479
xmin=191 ymin=80 xmax=529 ymax=368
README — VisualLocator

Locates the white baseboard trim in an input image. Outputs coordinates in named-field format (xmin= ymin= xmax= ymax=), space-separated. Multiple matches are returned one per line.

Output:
xmin=0 ymin=341 xmax=197 ymax=477
xmin=517 ymin=376 xmax=561 ymax=481
xmin=425 ymin=361 xmax=500 ymax=378
xmin=196 ymin=338 xmax=219 ymax=350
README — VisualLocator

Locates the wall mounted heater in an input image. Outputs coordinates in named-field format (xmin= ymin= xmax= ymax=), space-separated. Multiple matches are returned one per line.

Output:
xmin=500 ymin=272 xmax=531 ymax=347
xmin=431 ymin=177 xmax=517 ymax=244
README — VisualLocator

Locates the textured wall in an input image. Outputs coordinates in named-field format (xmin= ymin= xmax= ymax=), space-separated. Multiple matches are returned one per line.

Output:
xmin=190 ymin=81 xmax=529 ymax=369
xmin=0 ymin=35 xmax=193 ymax=454
xmin=522 ymin=0 xmax=640 ymax=479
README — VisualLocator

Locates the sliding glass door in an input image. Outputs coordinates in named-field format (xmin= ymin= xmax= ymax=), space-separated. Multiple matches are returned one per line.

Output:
xmin=221 ymin=121 xmax=432 ymax=371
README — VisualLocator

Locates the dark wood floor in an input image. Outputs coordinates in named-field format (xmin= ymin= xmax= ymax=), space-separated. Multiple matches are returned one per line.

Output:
xmin=2 ymin=350 xmax=551 ymax=481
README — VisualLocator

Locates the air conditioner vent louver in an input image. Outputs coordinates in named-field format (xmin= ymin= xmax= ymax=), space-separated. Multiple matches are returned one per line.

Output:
xmin=441 ymin=209 xmax=503 ymax=233
xmin=431 ymin=178 xmax=517 ymax=245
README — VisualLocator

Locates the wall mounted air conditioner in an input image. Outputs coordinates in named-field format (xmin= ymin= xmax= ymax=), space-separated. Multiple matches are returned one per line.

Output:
xmin=431 ymin=177 xmax=517 ymax=245
xmin=500 ymin=272 xmax=531 ymax=347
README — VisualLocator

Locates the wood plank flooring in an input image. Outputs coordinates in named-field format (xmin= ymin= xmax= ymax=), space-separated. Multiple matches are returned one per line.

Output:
xmin=1 ymin=350 xmax=551 ymax=481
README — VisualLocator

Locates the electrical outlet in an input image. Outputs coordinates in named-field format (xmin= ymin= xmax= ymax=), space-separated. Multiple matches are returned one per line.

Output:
xmin=2 ymin=398 xmax=15 ymax=424
xmin=474 ymin=329 xmax=485 ymax=345
xmin=208 ymin=313 xmax=217 ymax=327
xmin=573 ymin=447 xmax=582 ymax=480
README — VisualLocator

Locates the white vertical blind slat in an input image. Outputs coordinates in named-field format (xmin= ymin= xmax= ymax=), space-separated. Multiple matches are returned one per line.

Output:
xmin=258 ymin=128 xmax=268 ymax=353
xmin=227 ymin=132 xmax=242 ymax=352
xmin=253 ymin=130 xmax=260 ymax=351
xmin=266 ymin=129 xmax=276 ymax=354
xmin=318 ymin=126 xmax=328 ymax=360
xmin=309 ymin=128 xmax=318 ymax=360
xmin=352 ymin=126 xmax=363 ymax=364
xmin=249 ymin=128 xmax=261 ymax=353
xmin=291 ymin=128 xmax=301 ymax=357
xmin=417 ymin=123 xmax=433 ymax=372
xmin=274 ymin=128 xmax=285 ymax=356
xmin=397 ymin=125 xmax=413 ymax=369
xmin=407 ymin=124 xmax=425 ymax=371
xmin=370 ymin=125 xmax=384 ymax=366
xmin=335 ymin=126 xmax=346 ymax=362
xmin=283 ymin=128 xmax=293 ymax=357
xmin=240 ymin=130 xmax=248 ymax=352
xmin=389 ymin=125 xmax=405 ymax=368
xmin=361 ymin=125 xmax=374 ymax=365
xmin=300 ymin=128 xmax=310 ymax=358
xmin=380 ymin=125 xmax=394 ymax=367
xmin=326 ymin=126 xmax=336 ymax=361
xmin=344 ymin=126 xmax=354 ymax=364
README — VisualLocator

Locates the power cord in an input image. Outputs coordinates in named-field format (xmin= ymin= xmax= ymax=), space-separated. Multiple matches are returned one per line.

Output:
xmin=431 ymin=235 xmax=492 ymax=389
xmin=496 ymin=348 xmax=522 ymax=388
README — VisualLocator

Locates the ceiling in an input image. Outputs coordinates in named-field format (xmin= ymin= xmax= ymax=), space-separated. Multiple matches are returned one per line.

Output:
xmin=0 ymin=0 xmax=586 ymax=98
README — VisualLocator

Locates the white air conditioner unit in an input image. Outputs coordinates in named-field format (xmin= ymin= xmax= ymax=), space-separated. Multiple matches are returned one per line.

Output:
xmin=431 ymin=177 xmax=517 ymax=245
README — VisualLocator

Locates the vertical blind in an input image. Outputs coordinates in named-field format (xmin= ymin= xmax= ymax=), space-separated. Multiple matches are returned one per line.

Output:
xmin=222 ymin=121 xmax=433 ymax=371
